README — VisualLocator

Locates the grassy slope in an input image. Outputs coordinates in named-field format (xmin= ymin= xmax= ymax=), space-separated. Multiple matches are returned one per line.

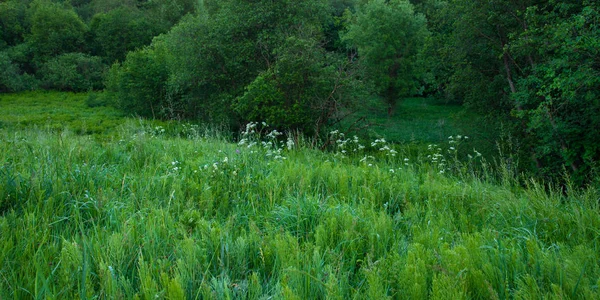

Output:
xmin=0 ymin=93 xmax=599 ymax=299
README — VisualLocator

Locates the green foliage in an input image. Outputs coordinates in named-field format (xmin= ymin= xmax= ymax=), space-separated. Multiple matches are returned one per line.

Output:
xmin=27 ymin=0 xmax=88 ymax=62
xmin=109 ymin=0 xmax=367 ymax=132
xmin=142 ymin=0 xmax=197 ymax=27
xmin=413 ymin=0 xmax=599 ymax=186
xmin=0 ymin=0 xmax=195 ymax=92
xmin=235 ymin=35 xmax=366 ymax=134
xmin=89 ymin=6 xmax=167 ymax=64
xmin=0 ymin=0 xmax=597 ymax=188
xmin=424 ymin=0 xmax=533 ymax=110
xmin=106 ymin=46 xmax=169 ymax=118
xmin=0 ymin=0 xmax=29 ymax=50
xmin=0 ymin=51 xmax=37 ymax=92
xmin=343 ymin=0 xmax=428 ymax=115
xmin=511 ymin=1 xmax=600 ymax=185
xmin=39 ymin=53 xmax=106 ymax=92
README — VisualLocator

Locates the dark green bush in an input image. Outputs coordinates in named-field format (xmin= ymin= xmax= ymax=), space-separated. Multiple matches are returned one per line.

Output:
xmin=106 ymin=47 xmax=169 ymax=118
xmin=39 ymin=53 xmax=107 ymax=92
xmin=0 ymin=50 xmax=38 ymax=92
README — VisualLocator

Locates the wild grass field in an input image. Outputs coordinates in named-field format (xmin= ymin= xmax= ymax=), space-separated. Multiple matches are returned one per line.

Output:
xmin=0 ymin=92 xmax=599 ymax=299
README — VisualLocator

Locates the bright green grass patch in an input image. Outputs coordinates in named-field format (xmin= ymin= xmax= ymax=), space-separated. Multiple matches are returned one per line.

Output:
xmin=0 ymin=123 xmax=598 ymax=299
xmin=0 ymin=91 xmax=124 ymax=135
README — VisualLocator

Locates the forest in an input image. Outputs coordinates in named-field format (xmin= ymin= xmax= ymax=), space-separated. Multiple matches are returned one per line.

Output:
xmin=1 ymin=0 xmax=599 ymax=186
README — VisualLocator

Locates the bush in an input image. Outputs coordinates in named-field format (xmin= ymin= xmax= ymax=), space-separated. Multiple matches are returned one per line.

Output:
xmin=39 ymin=53 xmax=107 ymax=92
xmin=0 ymin=50 xmax=38 ymax=92
xmin=27 ymin=1 xmax=88 ymax=61
xmin=105 ymin=47 xmax=169 ymax=118
xmin=234 ymin=36 xmax=365 ymax=135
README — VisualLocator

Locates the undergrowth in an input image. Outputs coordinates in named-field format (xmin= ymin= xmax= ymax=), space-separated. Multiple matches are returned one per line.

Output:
xmin=0 ymin=118 xmax=598 ymax=299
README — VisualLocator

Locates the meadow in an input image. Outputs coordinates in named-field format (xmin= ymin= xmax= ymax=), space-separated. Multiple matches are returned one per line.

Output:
xmin=0 ymin=92 xmax=599 ymax=299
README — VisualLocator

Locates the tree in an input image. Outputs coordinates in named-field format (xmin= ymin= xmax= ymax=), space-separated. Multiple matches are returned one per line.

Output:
xmin=89 ymin=6 xmax=165 ymax=64
xmin=27 ymin=1 xmax=88 ymax=62
xmin=234 ymin=35 xmax=366 ymax=135
xmin=512 ymin=1 xmax=600 ymax=185
xmin=0 ymin=0 xmax=29 ymax=51
xmin=106 ymin=45 xmax=169 ymax=118
xmin=109 ymin=0 xmax=333 ymax=124
xmin=0 ymin=51 xmax=38 ymax=92
xmin=342 ymin=0 xmax=428 ymax=116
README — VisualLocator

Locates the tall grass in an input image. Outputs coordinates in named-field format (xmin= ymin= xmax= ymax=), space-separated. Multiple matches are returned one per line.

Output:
xmin=0 ymin=117 xmax=598 ymax=299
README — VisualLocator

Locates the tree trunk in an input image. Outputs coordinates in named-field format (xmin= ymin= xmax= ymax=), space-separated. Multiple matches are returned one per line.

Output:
xmin=503 ymin=52 xmax=517 ymax=94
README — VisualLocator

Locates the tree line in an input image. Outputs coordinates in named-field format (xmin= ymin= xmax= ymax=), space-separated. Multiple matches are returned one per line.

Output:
xmin=1 ymin=0 xmax=196 ymax=92
xmin=1 ymin=0 xmax=598 ymax=186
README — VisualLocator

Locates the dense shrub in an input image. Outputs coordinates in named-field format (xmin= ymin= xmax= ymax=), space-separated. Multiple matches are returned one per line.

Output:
xmin=108 ymin=0 xmax=367 ymax=133
xmin=89 ymin=6 xmax=165 ymax=64
xmin=39 ymin=53 xmax=106 ymax=92
xmin=106 ymin=47 xmax=169 ymax=118
xmin=234 ymin=36 xmax=366 ymax=135
xmin=27 ymin=1 xmax=88 ymax=62
xmin=0 ymin=51 xmax=37 ymax=92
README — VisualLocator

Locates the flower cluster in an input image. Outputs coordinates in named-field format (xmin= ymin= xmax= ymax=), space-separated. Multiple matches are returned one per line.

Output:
xmin=238 ymin=122 xmax=261 ymax=148
xmin=171 ymin=160 xmax=181 ymax=172
xmin=200 ymin=155 xmax=240 ymax=177
xmin=153 ymin=126 xmax=166 ymax=136
xmin=427 ymin=144 xmax=447 ymax=173
xmin=238 ymin=122 xmax=289 ymax=161
xmin=329 ymin=130 xmax=365 ymax=157
xmin=370 ymin=138 xmax=399 ymax=158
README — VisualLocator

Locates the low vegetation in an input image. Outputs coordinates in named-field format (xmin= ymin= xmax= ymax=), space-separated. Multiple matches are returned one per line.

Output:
xmin=1 ymin=93 xmax=598 ymax=298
